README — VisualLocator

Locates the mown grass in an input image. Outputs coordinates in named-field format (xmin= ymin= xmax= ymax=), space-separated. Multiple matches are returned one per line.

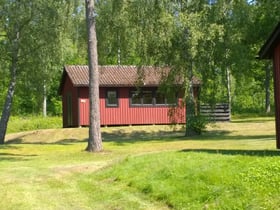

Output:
xmin=1 ymin=116 xmax=280 ymax=209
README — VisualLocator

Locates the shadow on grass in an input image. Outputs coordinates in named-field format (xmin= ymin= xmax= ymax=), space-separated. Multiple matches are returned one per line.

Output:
xmin=0 ymin=152 xmax=37 ymax=162
xmin=102 ymin=129 xmax=184 ymax=144
xmin=192 ymin=131 xmax=275 ymax=141
xmin=102 ymin=129 xmax=276 ymax=145
xmin=6 ymin=138 xmax=88 ymax=145
xmin=181 ymin=149 xmax=280 ymax=156
xmin=4 ymin=126 xmax=276 ymax=145
xmin=231 ymin=118 xmax=274 ymax=123
xmin=5 ymin=127 xmax=185 ymax=145
xmin=0 ymin=144 xmax=20 ymax=149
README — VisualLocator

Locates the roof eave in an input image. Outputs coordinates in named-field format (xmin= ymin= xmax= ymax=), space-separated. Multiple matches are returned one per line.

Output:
xmin=259 ymin=22 xmax=280 ymax=59
xmin=74 ymin=84 xmax=89 ymax=87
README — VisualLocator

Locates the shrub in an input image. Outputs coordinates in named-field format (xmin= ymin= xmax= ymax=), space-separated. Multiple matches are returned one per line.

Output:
xmin=186 ymin=114 xmax=208 ymax=135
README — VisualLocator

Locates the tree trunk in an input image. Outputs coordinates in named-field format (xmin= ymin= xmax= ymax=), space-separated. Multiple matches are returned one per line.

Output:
xmin=0 ymin=61 xmax=17 ymax=144
xmin=265 ymin=63 xmax=271 ymax=113
xmin=226 ymin=67 xmax=231 ymax=120
xmin=85 ymin=0 xmax=102 ymax=152
xmin=43 ymin=82 xmax=47 ymax=117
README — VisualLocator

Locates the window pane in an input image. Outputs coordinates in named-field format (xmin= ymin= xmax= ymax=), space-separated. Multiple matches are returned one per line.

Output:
xmin=142 ymin=91 xmax=153 ymax=105
xmin=131 ymin=91 xmax=142 ymax=105
xmin=155 ymin=91 xmax=166 ymax=105
xmin=107 ymin=90 xmax=118 ymax=106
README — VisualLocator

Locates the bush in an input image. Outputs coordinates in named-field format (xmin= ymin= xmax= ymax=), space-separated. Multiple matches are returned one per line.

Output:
xmin=186 ymin=114 xmax=208 ymax=135
xmin=48 ymin=97 xmax=62 ymax=116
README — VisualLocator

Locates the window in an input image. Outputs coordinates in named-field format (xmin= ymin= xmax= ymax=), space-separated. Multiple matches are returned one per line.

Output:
xmin=131 ymin=91 xmax=142 ymax=105
xmin=155 ymin=90 xmax=177 ymax=105
xmin=106 ymin=90 xmax=118 ymax=107
xmin=130 ymin=88 xmax=177 ymax=106
xmin=142 ymin=91 xmax=153 ymax=105
xmin=155 ymin=91 xmax=166 ymax=105
xmin=131 ymin=90 xmax=153 ymax=105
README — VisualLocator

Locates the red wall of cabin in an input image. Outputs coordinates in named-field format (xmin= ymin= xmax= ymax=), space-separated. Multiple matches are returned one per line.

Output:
xmin=76 ymin=86 xmax=186 ymax=126
xmin=61 ymin=76 xmax=79 ymax=127
xmin=100 ymin=87 xmax=185 ymax=125
xmin=78 ymin=87 xmax=90 ymax=126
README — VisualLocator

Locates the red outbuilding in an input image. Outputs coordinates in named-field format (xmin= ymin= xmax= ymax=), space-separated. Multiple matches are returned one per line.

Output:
xmin=259 ymin=22 xmax=280 ymax=149
xmin=59 ymin=65 xmax=200 ymax=128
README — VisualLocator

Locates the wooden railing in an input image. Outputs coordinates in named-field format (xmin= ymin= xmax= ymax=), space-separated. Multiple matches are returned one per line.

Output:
xmin=200 ymin=103 xmax=230 ymax=122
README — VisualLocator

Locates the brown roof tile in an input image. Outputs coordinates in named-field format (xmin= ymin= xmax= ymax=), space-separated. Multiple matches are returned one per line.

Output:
xmin=64 ymin=65 xmax=89 ymax=86
xmin=62 ymin=65 xmax=200 ymax=88
xmin=64 ymin=65 xmax=173 ymax=87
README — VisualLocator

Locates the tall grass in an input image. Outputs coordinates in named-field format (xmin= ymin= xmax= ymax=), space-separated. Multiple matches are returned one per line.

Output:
xmin=7 ymin=116 xmax=62 ymax=133
xmin=95 ymin=151 xmax=280 ymax=209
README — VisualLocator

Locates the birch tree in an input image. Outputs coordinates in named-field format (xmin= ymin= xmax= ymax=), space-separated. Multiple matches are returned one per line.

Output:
xmin=0 ymin=1 xmax=69 ymax=143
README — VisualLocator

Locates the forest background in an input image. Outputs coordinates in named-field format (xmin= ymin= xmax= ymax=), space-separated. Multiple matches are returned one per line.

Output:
xmin=0 ymin=0 xmax=279 ymax=118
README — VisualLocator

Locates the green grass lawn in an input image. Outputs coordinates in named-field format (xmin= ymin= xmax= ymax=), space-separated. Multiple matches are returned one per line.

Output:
xmin=1 ymin=117 xmax=280 ymax=209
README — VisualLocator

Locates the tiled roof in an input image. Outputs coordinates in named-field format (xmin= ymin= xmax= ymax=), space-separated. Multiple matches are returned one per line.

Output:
xmin=62 ymin=65 xmax=200 ymax=88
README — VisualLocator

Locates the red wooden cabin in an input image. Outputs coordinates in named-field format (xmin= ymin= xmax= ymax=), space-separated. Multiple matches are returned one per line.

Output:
xmin=59 ymin=65 xmax=200 ymax=128
xmin=259 ymin=22 xmax=280 ymax=149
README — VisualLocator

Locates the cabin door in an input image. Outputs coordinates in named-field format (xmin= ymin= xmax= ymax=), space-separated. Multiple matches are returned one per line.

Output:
xmin=79 ymin=98 xmax=89 ymax=126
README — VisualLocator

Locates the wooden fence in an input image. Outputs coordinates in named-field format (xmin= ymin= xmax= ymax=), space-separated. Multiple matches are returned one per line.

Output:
xmin=200 ymin=103 xmax=230 ymax=122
